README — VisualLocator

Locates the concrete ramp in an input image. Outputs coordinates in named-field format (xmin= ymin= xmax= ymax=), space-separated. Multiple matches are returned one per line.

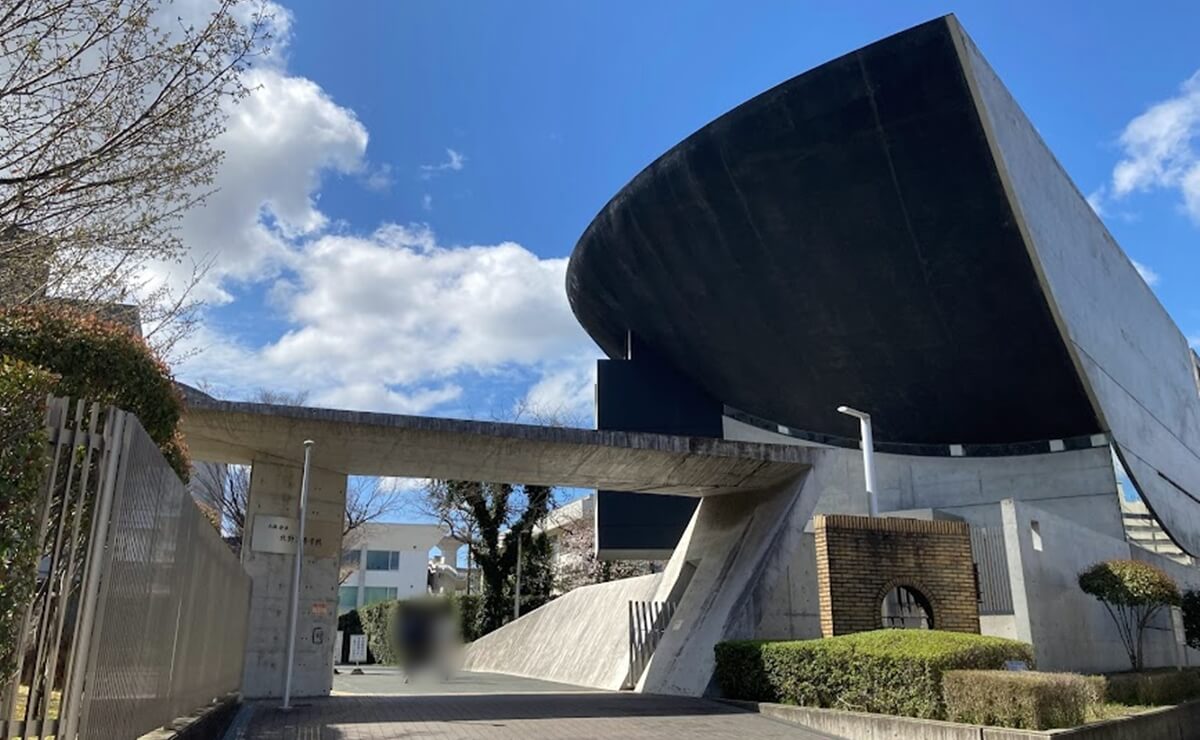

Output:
xmin=462 ymin=573 xmax=662 ymax=690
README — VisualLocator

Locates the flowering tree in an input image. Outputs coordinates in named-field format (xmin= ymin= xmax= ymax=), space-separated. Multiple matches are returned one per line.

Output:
xmin=554 ymin=521 xmax=658 ymax=594
xmin=1078 ymin=559 xmax=1180 ymax=670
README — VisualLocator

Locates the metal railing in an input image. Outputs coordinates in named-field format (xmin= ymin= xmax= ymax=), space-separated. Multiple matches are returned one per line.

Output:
xmin=627 ymin=600 xmax=675 ymax=689
xmin=969 ymin=526 xmax=1014 ymax=615
xmin=1 ymin=398 xmax=251 ymax=739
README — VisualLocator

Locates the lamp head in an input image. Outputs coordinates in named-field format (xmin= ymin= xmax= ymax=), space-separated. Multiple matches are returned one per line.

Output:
xmin=836 ymin=405 xmax=870 ymax=421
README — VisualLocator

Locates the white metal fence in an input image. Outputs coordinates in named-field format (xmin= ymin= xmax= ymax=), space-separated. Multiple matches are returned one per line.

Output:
xmin=1 ymin=398 xmax=251 ymax=739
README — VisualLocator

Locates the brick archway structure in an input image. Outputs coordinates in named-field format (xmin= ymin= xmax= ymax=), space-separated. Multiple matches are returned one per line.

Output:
xmin=814 ymin=515 xmax=980 ymax=636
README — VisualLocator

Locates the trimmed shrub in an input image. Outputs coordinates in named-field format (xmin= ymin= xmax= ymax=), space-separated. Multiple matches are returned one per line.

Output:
xmin=714 ymin=629 xmax=1035 ymax=719
xmin=943 ymin=670 xmax=1093 ymax=730
xmin=0 ymin=357 xmax=56 ymax=679
xmin=359 ymin=600 xmax=399 ymax=665
xmin=1078 ymin=559 xmax=1180 ymax=671
xmin=1105 ymin=668 xmax=1200 ymax=706
xmin=0 ymin=304 xmax=188 ymax=478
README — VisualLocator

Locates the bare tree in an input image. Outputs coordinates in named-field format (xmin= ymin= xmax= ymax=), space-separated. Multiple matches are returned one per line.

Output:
xmin=0 ymin=0 xmax=275 ymax=356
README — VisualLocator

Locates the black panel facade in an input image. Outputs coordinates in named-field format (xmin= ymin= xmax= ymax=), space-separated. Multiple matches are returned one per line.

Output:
xmin=595 ymin=335 xmax=720 ymax=556
xmin=566 ymin=17 xmax=1099 ymax=446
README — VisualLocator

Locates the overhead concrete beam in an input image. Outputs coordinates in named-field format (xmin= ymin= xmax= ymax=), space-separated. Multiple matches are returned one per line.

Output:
xmin=181 ymin=398 xmax=812 ymax=496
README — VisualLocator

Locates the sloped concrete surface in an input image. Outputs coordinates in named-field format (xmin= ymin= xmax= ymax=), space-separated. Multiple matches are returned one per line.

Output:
xmin=462 ymin=573 xmax=662 ymax=690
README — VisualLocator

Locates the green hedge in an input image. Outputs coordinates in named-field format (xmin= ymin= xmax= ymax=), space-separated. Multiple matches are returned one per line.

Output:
xmin=943 ymin=670 xmax=1097 ymax=730
xmin=452 ymin=593 xmax=483 ymax=642
xmin=1105 ymin=668 xmax=1200 ymax=706
xmin=0 ymin=304 xmax=188 ymax=478
xmin=0 ymin=357 xmax=56 ymax=679
xmin=359 ymin=600 xmax=399 ymax=665
xmin=714 ymin=630 xmax=1035 ymax=719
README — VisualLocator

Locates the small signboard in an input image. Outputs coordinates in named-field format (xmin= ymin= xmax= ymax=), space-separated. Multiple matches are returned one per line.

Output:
xmin=349 ymin=634 xmax=368 ymax=664
xmin=249 ymin=515 xmax=340 ymax=558
xmin=1004 ymin=660 xmax=1029 ymax=672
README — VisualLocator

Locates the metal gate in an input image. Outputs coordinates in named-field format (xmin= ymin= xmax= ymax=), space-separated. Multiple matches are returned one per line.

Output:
xmin=0 ymin=399 xmax=251 ymax=739
xmin=627 ymin=600 xmax=676 ymax=689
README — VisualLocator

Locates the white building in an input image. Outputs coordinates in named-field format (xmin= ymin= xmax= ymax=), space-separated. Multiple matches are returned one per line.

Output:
xmin=337 ymin=522 xmax=461 ymax=615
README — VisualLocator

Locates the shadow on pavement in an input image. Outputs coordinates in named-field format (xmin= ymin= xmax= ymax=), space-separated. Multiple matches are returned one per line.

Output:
xmin=249 ymin=692 xmax=754 ymax=724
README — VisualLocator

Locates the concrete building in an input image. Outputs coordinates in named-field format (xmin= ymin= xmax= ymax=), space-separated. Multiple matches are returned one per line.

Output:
xmin=182 ymin=15 xmax=1200 ymax=700
xmin=336 ymin=523 xmax=461 ymax=615
xmin=472 ymin=13 xmax=1200 ymax=692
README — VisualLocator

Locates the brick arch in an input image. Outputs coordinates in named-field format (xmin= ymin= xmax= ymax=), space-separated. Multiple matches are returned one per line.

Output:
xmin=876 ymin=579 xmax=939 ymax=629
xmin=814 ymin=514 xmax=980 ymax=636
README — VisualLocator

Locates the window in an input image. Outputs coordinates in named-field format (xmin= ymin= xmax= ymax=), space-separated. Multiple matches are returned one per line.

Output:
xmin=362 ymin=587 xmax=397 ymax=606
xmin=1031 ymin=520 xmax=1043 ymax=552
xmin=366 ymin=550 xmax=399 ymax=571
xmin=881 ymin=585 xmax=933 ymax=629
xmin=337 ymin=586 xmax=358 ymax=614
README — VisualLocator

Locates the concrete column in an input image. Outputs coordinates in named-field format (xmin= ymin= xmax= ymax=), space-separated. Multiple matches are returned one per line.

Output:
xmin=241 ymin=459 xmax=347 ymax=699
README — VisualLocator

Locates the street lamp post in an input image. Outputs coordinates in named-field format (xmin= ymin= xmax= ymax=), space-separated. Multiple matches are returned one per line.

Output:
xmin=837 ymin=406 xmax=878 ymax=517
xmin=282 ymin=439 xmax=314 ymax=710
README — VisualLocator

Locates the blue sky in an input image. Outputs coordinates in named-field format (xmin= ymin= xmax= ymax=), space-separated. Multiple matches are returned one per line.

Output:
xmin=173 ymin=1 xmax=1200 ymax=426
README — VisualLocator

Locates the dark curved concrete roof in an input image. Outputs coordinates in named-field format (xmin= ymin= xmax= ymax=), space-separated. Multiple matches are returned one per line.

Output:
xmin=567 ymin=16 xmax=1098 ymax=446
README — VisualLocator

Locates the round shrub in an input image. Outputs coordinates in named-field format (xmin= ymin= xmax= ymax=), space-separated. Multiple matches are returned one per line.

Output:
xmin=0 ymin=304 xmax=188 ymax=478
xmin=0 ymin=357 xmax=56 ymax=679
xmin=1078 ymin=559 xmax=1180 ymax=670
xmin=1078 ymin=560 xmax=1180 ymax=608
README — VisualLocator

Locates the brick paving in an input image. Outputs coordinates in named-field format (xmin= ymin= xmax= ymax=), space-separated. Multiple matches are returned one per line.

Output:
xmin=240 ymin=691 xmax=834 ymax=739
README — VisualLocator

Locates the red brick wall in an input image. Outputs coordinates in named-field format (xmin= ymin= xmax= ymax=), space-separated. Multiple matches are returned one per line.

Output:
xmin=814 ymin=515 xmax=980 ymax=636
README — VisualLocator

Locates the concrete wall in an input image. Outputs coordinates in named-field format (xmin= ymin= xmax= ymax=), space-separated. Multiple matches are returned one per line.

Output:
xmin=955 ymin=21 xmax=1200 ymax=556
xmin=241 ymin=460 xmax=347 ymax=699
xmin=462 ymin=572 xmax=662 ymax=690
xmin=1001 ymin=498 xmax=1197 ymax=673
xmin=640 ymin=473 xmax=818 ymax=695
xmin=723 ymin=417 xmax=1121 ymax=538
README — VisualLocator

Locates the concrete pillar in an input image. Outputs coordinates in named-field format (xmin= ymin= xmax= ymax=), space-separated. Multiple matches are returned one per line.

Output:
xmin=241 ymin=459 xmax=347 ymax=699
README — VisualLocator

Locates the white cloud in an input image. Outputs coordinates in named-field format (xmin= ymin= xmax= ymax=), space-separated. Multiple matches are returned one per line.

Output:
xmin=1106 ymin=70 xmax=1200 ymax=222
xmin=419 ymin=148 xmax=466 ymax=178
xmin=1131 ymin=259 xmax=1160 ymax=286
xmin=154 ymin=7 xmax=599 ymax=423
xmin=138 ymin=1 xmax=370 ymax=307
xmin=178 ymin=225 xmax=599 ymax=418
xmin=518 ymin=354 xmax=597 ymax=426
xmin=362 ymin=163 xmax=394 ymax=192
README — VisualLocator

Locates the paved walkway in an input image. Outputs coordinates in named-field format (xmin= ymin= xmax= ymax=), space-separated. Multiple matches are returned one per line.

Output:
xmin=237 ymin=671 xmax=832 ymax=739
xmin=331 ymin=667 xmax=590 ymax=695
